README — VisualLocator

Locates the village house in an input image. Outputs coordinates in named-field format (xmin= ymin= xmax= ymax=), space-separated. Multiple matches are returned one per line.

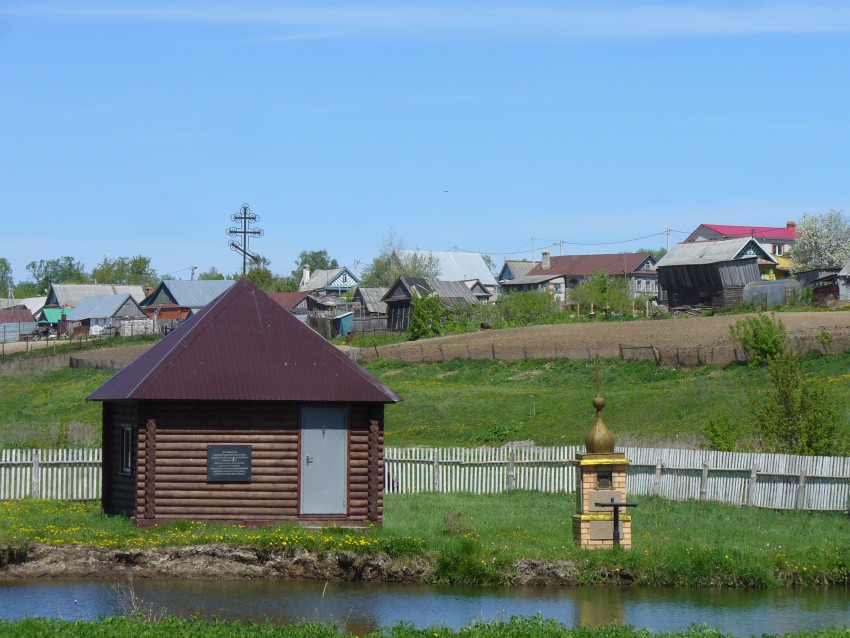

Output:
xmin=66 ymin=293 xmax=151 ymax=337
xmin=656 ymin=237 xmax=777 ymax=309
xmin=0 ymin=306 xmax=36 ymax=343
xmin=394 ymin=250 xmax=498 ymax=298
xmin=685 ymin=222 xmax=798 ymax=278
xmin=382 ymin=276 xmax=479 ymax=332
xmin=297 ymin=265 xmax=359 ymax=297
xmin=140 ymin=279 xmax=236 ymax=328
xmin=497 ymin=259 xmax=539 ymax=284
xmin=89 ymin=279 xmax=401 ymax=528
xmin=500 ymin=251 xmax=658 ymax=303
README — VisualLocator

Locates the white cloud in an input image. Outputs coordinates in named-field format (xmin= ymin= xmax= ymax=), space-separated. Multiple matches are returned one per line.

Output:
xmin=4 ymin=2 xmax=850 ymax=40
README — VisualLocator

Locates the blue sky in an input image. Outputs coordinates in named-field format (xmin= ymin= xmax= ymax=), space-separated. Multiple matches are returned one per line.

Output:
xmin=2 ymin=1 xmax=849 ymax=283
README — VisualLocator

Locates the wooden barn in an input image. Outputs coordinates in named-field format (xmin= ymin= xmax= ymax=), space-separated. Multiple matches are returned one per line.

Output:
xmin=88 ymin=279 xmax=402 ymax=527
xmin=655 ymin=237 xmax=777 ymax=309
xmin=382 ymin=277 xmax=478 ymax=332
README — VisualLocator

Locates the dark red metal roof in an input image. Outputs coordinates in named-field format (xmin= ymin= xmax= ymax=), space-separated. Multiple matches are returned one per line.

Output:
xmin=0 ymin=307 xmax=35 ymax=323
xmin=267 ymin=291 xmax=311 ymax=310
xmin=525 ymin=253 xmax=654 ymax=277
xmin=88 ymin=279 xmax=402 ymax=404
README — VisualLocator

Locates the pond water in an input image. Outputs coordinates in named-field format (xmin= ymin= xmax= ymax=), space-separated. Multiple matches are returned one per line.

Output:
xmin=1 ymin=579 xmax=848 ymax=636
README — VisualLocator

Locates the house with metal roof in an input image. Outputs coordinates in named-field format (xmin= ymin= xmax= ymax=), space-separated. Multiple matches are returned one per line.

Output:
xmin=394 ymin=250 xmax=498 ymax=289
xmin=685 ymin=222 xmax=798 ymax=276
xmin=497 ymin=259 xmax=539 ymax=284
xmin=140 ymin=279 xmax=236 ymax=322
xmin=0 ymin=306 xmax=36 ymax=343
xmin=501 ymin=251 xmax=658 ymax=302
xmin=298 ymin=265 xmax=359 ymax=296
xmin=352 ymin=286 xmax=389 ymax=316
xmin=46 ymin=284 xmax=147 ymax=308
xmin=89 ymin=279 xmax=401 ymax=528
xmin=656 ymin=237 xmax=777 ymax=309
xmin=0 ymin=296 xmax=46 ymax=315
xmin=69 ymin=293 xmax=150 ymax=336
xmin=382 ymin=276 xmax=479 ymax=332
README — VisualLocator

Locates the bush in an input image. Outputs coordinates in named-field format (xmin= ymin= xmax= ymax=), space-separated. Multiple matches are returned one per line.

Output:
xmin=749 ymin=351 xmax=846 ymax=456
xmin=700 ymin=410 xmax=744 ymax=452
xmin=498 ymin=290 xmax=559 ymax=326
xmin=408 ymin=294 xmax=446 ymax=340
xmin=729 ymin=314 xmax=787 ymax=366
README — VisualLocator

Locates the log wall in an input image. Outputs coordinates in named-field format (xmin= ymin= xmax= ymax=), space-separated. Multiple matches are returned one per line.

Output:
xmin=102 ymin=400 xmax=385 ymax=527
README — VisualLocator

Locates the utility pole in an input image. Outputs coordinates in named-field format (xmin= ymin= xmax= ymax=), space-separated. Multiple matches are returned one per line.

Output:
xmin=190 ymin=265 xmax=197 ymax=281
xmin=558 ymin=240 xmax=564 ymax=256
xmin=666 ymin=227 xmax=671 ymax=253
xmin=227 ymin=203 xmax=264 ymax=277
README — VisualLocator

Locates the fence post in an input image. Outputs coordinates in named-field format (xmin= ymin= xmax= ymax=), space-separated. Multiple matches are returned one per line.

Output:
xmin=747 ymin=465 xmax=759 ymax=506
xmin=491 ymin=343 xmax=496 ymax=360
xmin=432 ymin=448 xmax=441 ymax=492
xmin=439 ymin=344 xmax=445 ymax=362
xmin=699 ymin=462 xmax=709 ymax=500
xmin=653 ymin=459 xmax=663 ymax=496
xmin=507 ymin=449 xmax=516 ymax=491
xmin=795 ymin=472 xmax=807 ymax=510
xmin=31 ymin=451 xmax=41 ymax=499
xmin=397 ymin=344 xmax=404 ymax=362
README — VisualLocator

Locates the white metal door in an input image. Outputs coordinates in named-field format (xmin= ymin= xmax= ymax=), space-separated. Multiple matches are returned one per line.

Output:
xmin=300 ymin=407 xmax=348 ymax=514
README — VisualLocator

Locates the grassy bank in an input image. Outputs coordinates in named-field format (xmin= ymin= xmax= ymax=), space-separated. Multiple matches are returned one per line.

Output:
xmin=368 ymin=352 xmax=850 ymax=447
xmin=2 ymin=617 xmax=849 ymax=638
xmin=2 ymin=349 xmax=850 ymax=449
xmin=2 ymin=616 xmax=849 ymax=638
xmin=2 ymin=493 xmax=848 ymax=587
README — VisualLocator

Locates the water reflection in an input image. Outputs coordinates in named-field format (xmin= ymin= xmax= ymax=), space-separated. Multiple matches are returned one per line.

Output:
xmin=0 ymin=579 xmax=848 ymax=636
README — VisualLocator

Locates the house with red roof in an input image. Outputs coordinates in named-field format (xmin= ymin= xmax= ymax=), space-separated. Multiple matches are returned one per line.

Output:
xmin=89 ymin=279 xmax=401 ymax=528
xmin=500 ymin=251 xmax=658 ymax=303
xmin=686 ymin=222 xmax=798 ymax=277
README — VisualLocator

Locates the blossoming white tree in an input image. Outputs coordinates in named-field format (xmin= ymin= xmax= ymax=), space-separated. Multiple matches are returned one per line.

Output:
xmin=788 ymin=209 xmax=850 ymax=272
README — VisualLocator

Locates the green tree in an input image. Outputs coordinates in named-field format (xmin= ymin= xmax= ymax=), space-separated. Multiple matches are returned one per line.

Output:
xmin=788 ymin=209 xmax=850 ymax=272
xmin=91 ymin=255 xmax=158 ymax=287
xmin=569 ymin=271 xmax=631 ymax=315
xmin=635 ymin=246 xmax=667 ymax=261
xmin=291 ymin=249 xmax=339 ymax=280
xmin=749 ymin=351 xmax=845 ymax=456
xmin=198 ymin=266 xmax=226 ymax=280
xmin=0 ymin=257 xmax=12 ymax=292
xmin=408 ymin=294 xmax=446 ymax=340
xmin=26 ymin=256 xmax=89 ymax=291
xmin=360 ymin=231 xmax=440 ymax=286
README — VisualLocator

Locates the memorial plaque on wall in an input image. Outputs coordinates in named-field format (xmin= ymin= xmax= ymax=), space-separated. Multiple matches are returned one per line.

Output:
xmin=207 ymin=445 xmax=252 ymax=482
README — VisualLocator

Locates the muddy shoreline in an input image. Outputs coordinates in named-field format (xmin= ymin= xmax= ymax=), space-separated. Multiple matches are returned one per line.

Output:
xmin=0 ymin=544 xmax=580 ymax=586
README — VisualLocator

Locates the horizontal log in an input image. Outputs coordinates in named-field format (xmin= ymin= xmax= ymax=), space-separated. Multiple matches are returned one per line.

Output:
xmin=156 ymin=435 xmax=294 ymax=444
xmin=154 ymin=443 xmax=299 ymax=453
xmin=155 ymin=490 xmax=299 ymax=500
xmin=152 ymin=506 xmax=295 ymax=515
xmin=156 ymin=465 xmax=298 ymax=480
xmin=154 ymin=479 xmax=295 ymax=490
xmin=154 ymin=456 xmax=298 ymax=466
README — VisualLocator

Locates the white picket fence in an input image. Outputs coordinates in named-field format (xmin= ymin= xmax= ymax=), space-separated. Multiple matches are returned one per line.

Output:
xmin=0 ymin=449 xmax=102 ymax=500
xmin=384 ymin=446 xmax=850 ymax=512
xmin=2 ymin=446 xmax=848 ymax=512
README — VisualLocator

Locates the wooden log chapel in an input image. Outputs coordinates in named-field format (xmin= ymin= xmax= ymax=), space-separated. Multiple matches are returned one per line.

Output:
xmin=88 ymin=279 xmax=402 ymax=527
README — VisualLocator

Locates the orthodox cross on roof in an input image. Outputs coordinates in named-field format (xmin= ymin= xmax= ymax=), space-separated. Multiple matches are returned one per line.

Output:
xmin=227 ymin=203 xmax=264 ymax=277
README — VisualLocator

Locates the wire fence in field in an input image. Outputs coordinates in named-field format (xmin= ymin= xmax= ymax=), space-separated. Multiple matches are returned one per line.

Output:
xmin=2 ymin=446 xmax=848 ymax=512
xmin=385 ymin=446 xmax=850 ymax=512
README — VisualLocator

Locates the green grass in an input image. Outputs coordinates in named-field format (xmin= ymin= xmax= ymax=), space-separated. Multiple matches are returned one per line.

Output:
xmin=2 ymin=494 xmax=848 ymax=588
xmin=2 ymin=617 xmax=848 ymax=638
xmin=367 ymin=353 xmax=850 ymax=447
xmin=2 ymin=349 xmax=850 ymax=449
xmin=0 ymin=367 xmax=113 ymax=447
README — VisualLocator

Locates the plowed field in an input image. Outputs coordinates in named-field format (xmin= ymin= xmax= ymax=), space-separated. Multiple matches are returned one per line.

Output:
xmin=361 ymin=311 xmax=850 ymax=365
